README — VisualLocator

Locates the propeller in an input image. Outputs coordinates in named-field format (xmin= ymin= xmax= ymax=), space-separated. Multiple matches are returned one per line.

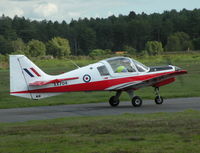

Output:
xmin=163 ymin=55 xmax=185 ymax=86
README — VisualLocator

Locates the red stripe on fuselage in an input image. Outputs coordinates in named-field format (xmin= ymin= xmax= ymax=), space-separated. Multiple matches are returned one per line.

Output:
xmin=30 ymin=68 xmax=41 ymax=77
xmin=10 ymin=70 xmax=187 ymax=94
xmin=29 ymin=77 xmax=79 ymax=86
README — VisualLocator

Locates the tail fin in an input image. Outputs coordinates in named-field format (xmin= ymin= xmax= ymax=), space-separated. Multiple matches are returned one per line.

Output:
xmin=9 ymin=55 xmax=50 ymax=99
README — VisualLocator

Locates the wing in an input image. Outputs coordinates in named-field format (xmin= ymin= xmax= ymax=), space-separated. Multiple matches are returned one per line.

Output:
xmin=29 ymin=77 xmax=79 ymax=86
xmin=107 ymin=70 xmax=187 ymax=91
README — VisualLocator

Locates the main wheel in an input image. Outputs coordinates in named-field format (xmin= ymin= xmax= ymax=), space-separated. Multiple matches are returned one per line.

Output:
xmin=132 ymin=96 xmax=142 ymax=107
xmin=109 ymin=96 xmax=120 ymax=107
xmin=155 ymin=96 xmax=163 ymax=104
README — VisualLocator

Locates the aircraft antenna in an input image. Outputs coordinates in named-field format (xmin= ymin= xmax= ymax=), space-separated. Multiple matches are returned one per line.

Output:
xmin=69 ymin=60 xmax=80 ymax=69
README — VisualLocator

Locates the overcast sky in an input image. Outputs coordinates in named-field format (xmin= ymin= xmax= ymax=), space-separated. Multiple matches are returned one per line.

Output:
xmin=0 ymin=0 xmax=199 ymax=22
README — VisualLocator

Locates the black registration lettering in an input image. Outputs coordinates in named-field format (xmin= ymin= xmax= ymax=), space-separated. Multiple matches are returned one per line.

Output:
xmin=54 ymin=81 xmax=67 ymax=86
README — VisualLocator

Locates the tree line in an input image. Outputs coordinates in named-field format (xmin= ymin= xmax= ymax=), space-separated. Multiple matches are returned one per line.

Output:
xmin=0 ymin=8 xmax=200 ymax=57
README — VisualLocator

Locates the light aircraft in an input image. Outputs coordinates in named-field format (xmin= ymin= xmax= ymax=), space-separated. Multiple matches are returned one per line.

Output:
xmin=10 ymin=55 xmax=187 ymax=107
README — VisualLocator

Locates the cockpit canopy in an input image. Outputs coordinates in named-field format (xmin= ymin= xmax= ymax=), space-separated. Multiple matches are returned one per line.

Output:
xmin=106 ymin=57 xmax=149 ymax=73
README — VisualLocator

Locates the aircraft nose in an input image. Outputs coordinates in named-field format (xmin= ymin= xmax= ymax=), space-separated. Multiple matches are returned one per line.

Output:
xmin=174 ymin=66 xmax=182 ymax=71
xmin=173 ymin=66 xmax=187 ymax=74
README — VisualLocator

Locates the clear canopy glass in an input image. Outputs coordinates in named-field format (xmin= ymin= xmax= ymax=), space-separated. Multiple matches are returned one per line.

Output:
xmin=132 ymin=59 xmax=149 ymax=72
xmin=106 ymin=57 xmax=149 ymax=73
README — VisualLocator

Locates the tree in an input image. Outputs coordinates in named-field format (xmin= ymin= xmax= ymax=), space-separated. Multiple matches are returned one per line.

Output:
xmin=11 ymin=38 xmax=28 ymax=54
xmin=12 ymin=17 xmax=37 ymax=42
xmin=128 ymin=11 xmax=136 ymax=19
xmin=145 ymin=41 xmax=163 ymax=55
xmin=193 ymin=38 xmax=200 ymax=50
xmin=0 ymin=35 xmax=13 ymax=54
xmin=89 ymin=49 xmax=111 ymax=57
xmin=124 ymin=45 xmax=137 ymax=55
xmin=165 ymin=35 xmax=181 ymax=51
xmin=75 ymin=26 xmax=96 ymax=55
xmin=0 ymin=15 xmax=17 ymax=40
xmin=94 ymin=23 xmax=114 ymax=51
xmin=165 ymin=32 xmax=193 ymax=51
xmin=27 ymin=39 xmax=46 ymax=57
xmin=47 ymin=37 xmax=71 ymax=58
xmin=0 ymin=9 xmax=200 ymax=54
xmin=112 ymin=23 xmax=127 ymax=50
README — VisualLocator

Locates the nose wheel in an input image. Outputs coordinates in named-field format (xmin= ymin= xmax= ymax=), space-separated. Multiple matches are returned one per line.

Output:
xmin=154 ymin=87 xmax=164 ymax=104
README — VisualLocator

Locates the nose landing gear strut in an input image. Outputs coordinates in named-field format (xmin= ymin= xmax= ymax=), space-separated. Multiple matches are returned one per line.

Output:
xmin=154 ymin=87 xmax=164 ymax=104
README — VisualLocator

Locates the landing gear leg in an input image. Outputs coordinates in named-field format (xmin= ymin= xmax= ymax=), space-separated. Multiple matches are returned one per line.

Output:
xmin=154 ymin=87 xmax=164 ymax=104
xmin=127 ymin=90 xmax=143 ymax=107
xmin=109 ymin=91 xmax=122 ymax=107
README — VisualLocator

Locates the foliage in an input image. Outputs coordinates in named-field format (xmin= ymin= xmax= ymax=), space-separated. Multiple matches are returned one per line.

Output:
xmin=124 ymin=45 xmax=137 ymax=55
xmin=11 ymin=50 xmax=27 ymax=55
xmin=0 ymin=54 xmax=7 ymax=69
xmin=140 ymin=50 xmax=149 ymax=57
xmin=145 ymin=41 xmax=164 ymax=55
xmin=72 ymin=26 xmax=96 ymax=55
xmin=193 ymin=38 xmax=200 ymax=50
xmin=0 ymin=35 xmax=12 ymax=54
xmin=89 ymin=49 xmax=112 ymax=57
xmin=0 ymin=15 xmax=17 ymax=40
xmin=0 ymin=54 xmax=6 ymax=61
xmin=11 ymin=38 xmax=28 ymax=55
xmin=46 ymin=37 xmax=71 ymax=58
xmin=0 ymin=9 xmax=200 ymax=55
xmin=165 ymin=32 xmax=193 ymax=51
xmin=27 ymin=39 xmax=46 ymax=57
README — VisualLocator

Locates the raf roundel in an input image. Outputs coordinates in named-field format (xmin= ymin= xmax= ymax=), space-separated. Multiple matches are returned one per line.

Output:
xmin=83 ymin=74 xmax=91 ymax=83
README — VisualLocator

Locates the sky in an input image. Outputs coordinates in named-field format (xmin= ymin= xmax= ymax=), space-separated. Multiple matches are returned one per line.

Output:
xmin=0 ymin=0 xmax=199 ymax=22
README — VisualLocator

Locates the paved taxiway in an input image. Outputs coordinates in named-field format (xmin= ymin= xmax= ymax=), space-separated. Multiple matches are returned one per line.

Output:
xmin=0 ymin=97 xmax=200 ymax=123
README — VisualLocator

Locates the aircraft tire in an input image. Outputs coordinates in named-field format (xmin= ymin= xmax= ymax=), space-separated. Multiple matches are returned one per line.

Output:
xmin=132 ymin=96 xmax=142 ymax=107
xmin=155 ymin=96 xmax=164 ymax=104
xmin=109 ymin=96 xmax=120 ymax=107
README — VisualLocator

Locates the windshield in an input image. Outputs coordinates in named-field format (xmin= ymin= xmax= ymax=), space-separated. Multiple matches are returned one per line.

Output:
xmin=132 ymin=59 xmax=149 ymax=72
xmin=107 ymin=57 xmax=136 ymax=73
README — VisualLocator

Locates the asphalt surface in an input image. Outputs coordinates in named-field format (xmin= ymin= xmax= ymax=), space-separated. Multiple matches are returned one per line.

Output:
xmin=0 ymin=97 xmax=200 ymax=123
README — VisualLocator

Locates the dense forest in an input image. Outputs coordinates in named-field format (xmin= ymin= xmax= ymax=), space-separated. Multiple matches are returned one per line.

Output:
xmin=0 ymin=8 xmax=200 ymax=56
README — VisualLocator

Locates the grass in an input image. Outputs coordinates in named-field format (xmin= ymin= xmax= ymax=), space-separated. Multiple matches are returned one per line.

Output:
xmin=0 ymin=110 xmax=200 ymax=153
xmin=1 ymin=53 xmax=200 ymax=152
xmin=1 ymin=53 xmax=200 ymax=108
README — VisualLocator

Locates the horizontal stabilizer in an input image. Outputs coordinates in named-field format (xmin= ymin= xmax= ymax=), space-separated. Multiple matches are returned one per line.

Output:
xmin=29 ymin=77 xmax=79 ymax=86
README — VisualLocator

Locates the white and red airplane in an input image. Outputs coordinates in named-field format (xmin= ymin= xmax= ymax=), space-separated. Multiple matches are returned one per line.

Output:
xmin=10 ymin=55 xmax=187 ymax=107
